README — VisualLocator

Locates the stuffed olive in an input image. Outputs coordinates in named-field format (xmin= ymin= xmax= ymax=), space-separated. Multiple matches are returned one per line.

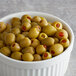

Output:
xmin=31 ymin=22 xmax=38 ymax=27
xmin=16 ymin=34 xmax=25 ymax=42
xmin=11 ymin=42 xmax=21 ymax=52
xmin=21 ymin=14 xmax=32 ymax=20
xmin=22 ymin=53 xmax=34 ymax=61
xmin=0 ymin=22 xmax=6 ymax=32
xmin=41 ymin=37 xmax=54 ymax=46
xmin=36 ymin=45 xmax=46 ymax=54
xmin=31 ymin=39 xmax=40 ymax=48
xmin=34 ymin=54 xmax=42 ymax=61
xmin=5 ymin=33 xmax=15 ymax=45
xmin=60 ymin=38 xmax=70 ymax=48
xmin=42 ymin=25 xmax=57 ymax=36
xmin=22 ymin=46 xmax=35 ymax=54
xmin=52 ymin=21 xmax=62 ymax=30
xmin=39 ymin=17 xmax=48 ymax=27
xmin=11 ymin=52 xmax=22 ymax=60
xmin=55 ymin=29 xmax=68 ymax=39
xmin=38 ymin=33 xmax=48 ymax=41
xmin=49 ymin=44 xmax=64 ymax=56
xmin=11 ymin=28 xmax=21 ymax=35
xmin=21 ymin=22 xmax=31 ymax=32
xmin=0 ymin=47 xmax=11 ymax=56
xmin=19 ymin=37 xmax=31 ymax=48
xmin=54 ymin=37 xmax=59 ymax=43
xmin=0 ymin=15 xmax=70 ymax=62
xmin=11 ymin=17 xmax=20 ymax=24
xmin=5 ymin=24 xmax=11 ymax=32
xmin=32 ymin=16 xmax=41 ymax=23
xmin=28 ymin=28 xmax=39 ymax=39
xmin=42 ymin=52 xmax=52 ymax=60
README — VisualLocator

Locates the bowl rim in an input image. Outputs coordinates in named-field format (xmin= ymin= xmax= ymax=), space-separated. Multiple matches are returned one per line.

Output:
xmin=0 ymin=11 xmax=74 ymax=64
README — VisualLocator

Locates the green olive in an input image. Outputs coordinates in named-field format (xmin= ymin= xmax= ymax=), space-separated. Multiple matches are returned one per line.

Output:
xmin=11 ymin=52 xmax=22 ymax=60
xmin=21 ymin=14 xmax=32 ymax=20
xmin=0 ymin=47 xmax=11 ymax=56
xmin=49 ymin=44 xmax=64 ymax=56
xmin=5 ymin=24 xmax=11 ymax=32
xmin=22 ymin=53 xmax=34 ymax=61
xmin=5 ymin=33 xmax=15 ymax=45
xmin=0 ymin=22 xmax=6 ymax=32
xmin=1 ymin=32 xmax=8 ymax=41
xmin=41 ymin=37 xmax=54 ymax=46
xmin=32 ymin=25 xmax=41 ymax=32
xmin=42 ymin=25 xmax=57 ymax=36
xmin=22 ymin=47 xmax=35 ymax=54
xmin=11 ymin=42 xmax=21 ymax=52
xmin=21 ymin=22 xmax=31 ymax=31
xmin=42 ymin=52 xmax=52 ymax=60
xmin=39 ymin=17 xmax=48 ymax=27
xmin=0 ymin=15 xmax=70 ymax=61
xmin=38 ymin=33 xmax=48 ymax=41
xmin=11 ymin=17 xmax=20 ymax=24
xmin=0 ymin=40 xmax=4 ymax=48
xmin=19 ymin=37 xmax=31 ymax=48
xmin=32 ymin=16 xmax=41 ymax=23
xmin=31 ymin=22 xmax=38 ymax=27
xmin=31 ymin=39 xmax=40 ymax=48
xmin=54 ymin=37 xmax=59 ymax=43
xmin=28 ymin=28 xmax=39 ymax=39
xmin=11 ymin=28 xmax=21 ymax=35
xmin=60 ymin=38 xmax=70 ymax=48
xmin=52 ymin=21 xmax=62 ymax=30
xmin=22 ymin=32 xmax=28 ymax=37
xmin=36 ymin=45 xmax=46 ymax=55
xmin=22 ymin=18 xmax=31 ymax=23
xmin=55 ymin=29 xmax=68 ymax=39
xmin=34 ymin=54 xmax=42 ymax=61
xmin=12 ymin=22 xmax=21 ymax=28
xmin=16 ymin=34 xmax=25 ymax=42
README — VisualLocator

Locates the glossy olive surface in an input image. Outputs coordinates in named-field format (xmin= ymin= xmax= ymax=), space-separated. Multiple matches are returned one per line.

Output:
xmin=0 ymin=14 xmax=70 ymax=61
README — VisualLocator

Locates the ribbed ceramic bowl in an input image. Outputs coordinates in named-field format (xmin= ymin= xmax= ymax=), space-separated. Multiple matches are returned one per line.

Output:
xmin=0 ymin=12 xmax=74 ymax=76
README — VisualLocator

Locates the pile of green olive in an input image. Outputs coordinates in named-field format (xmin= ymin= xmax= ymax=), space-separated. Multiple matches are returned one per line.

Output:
xmin=0 ymin=15 xmax=70 ymax=61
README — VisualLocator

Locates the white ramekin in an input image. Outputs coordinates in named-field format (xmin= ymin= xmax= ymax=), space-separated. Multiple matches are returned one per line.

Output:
xmin=0 ymin=12 xmax=74 ymax=76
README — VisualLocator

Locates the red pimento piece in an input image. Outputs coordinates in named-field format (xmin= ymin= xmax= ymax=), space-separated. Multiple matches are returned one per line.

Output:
xmin=31 ymin=40 xmax=34 ymax=44
xmin=56 ymin=23 xmax=60 ymax=28
xmin=43 ymin=45 xmax=47 ymax=48
xmin=12 ymin=44 xmax=15 ymax=47
xmin=22 ymin=26 xmax=26 ymax=31
xmin=44 ymin=53 xmax=48 ymax=57
xmin=51 ymin=50 xmax=55 ymax=54
xmin=27 ymin=17 xmax=31 ymax=20
xmin=62 ymin=39 xmax=66 ymax=43
xmin=41 ymin=34 xmax=45 ymax=38
xmin=36 ymin=26 xmax=41 ymax=32
xmin=59 ymin=32 xmax=64 ymax=37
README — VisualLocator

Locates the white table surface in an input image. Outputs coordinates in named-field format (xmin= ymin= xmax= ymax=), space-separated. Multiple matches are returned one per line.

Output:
xmin=0 ymin=0 xmax=76 ymax=76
